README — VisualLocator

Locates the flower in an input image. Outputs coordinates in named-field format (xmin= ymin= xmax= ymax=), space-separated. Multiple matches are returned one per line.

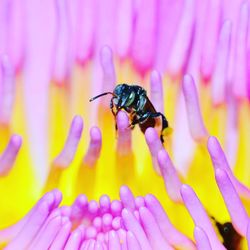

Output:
xmin=0 ymin=0 xmax=250 ymax=249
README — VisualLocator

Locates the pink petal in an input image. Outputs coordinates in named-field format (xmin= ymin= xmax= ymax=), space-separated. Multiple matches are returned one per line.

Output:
xmin=115 ymin=0 xmax=133 ymax=59
xmin=167 ymin=0 xmax=195 ymax=77
xmin=200 ymin=0 xmax=221 ymax=80
xmin=232 ymin=2 xmax=249 ymax=99
xmin=64 ymin=228 xmax=83 ymax=250
xmin=108 ymin=230 xmax=121 ymax=250
xmin=131 ymin=0 xmax=157 ymax=75
xmin=211 ymin=20 xmax=232 ymax=105
xmin=126 ymin=231 xmax=142 ymax=250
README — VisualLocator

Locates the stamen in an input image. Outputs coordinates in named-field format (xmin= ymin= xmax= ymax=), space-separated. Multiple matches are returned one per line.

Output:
xmin=53 ymin=0 xmax=71 ymax=85
xmin=144 ymin=194 xmax=195 ymax=250
xmin=49 ymin=217 xmax=72 ymax=250
xmin=157 ymin=149 xmax=182 ymax=203
xmin=100 ymin=46 xmax=116 ymax=101
xmin=111 ymin=217 xmax=122 ymax=230
xmin=99 ymin=195 xmax=111 ymax=215
xmin=145 ymin=127 xmax=163 ymax=174
xmin=0 ymin=55 xmax=15 ymax=126
xmin=93 ymin=217 xmax=102 ymax=232
xmin=116 ymin=111 xmax=132 ymax=155
xmin=180 ymin=184 xmax=225 ymax=250
xmin=131 ymin=0 xmax=157 ymax=75
xmin=83 ymin=126 xmax=102 ymax=167
xmin=102 ymin=213 xmax=113 ymax=232
xmin=53 ymin=115 xmax=83 ymax=168
xmin=0 ymin=134 xmax=22 ymax=176
xmin=71 ymin=194 xmax=88 ymax=222
xmin=119 ymin=186 xmax=136 ymax=212
xmin=150 ymin=70 xmax=164 ymax=113
xmin=182 ymin=74 xmax=208 ymax=142
xmin=117 ymin=228 xmax=127 ymax=249
xmin=215 ymin=168 xmax=248 ymax=235
xmin=108 ymin=230 xmax=120 ymax=249
xmin=29 ymin=216 xmax=62 ymax=250
xmin=110 ymin=200 xmax=122 ymax=217
xmin=207 ymin=136 xmax=250 ymax=198
xmin=64 ymin=228 xmax=83 ymax=250
xmin=167 ymin=0 xmax=195 ymax=77
xmin=194 ymin=226 xmax=212 ymax=250
xmin=121 ymin=208 xmax=151 ymax=250
xmin=139 ymin=207 xmax=173 ymax=249
xmin=135 ymin=196 xmax=145 ymax=210
xmin=45 ymin=116 xmax=83 ymax=192
xmin=126 ymin=231 xmax=141 ymax=250
xmin=4 ymin=192 xmax=57 ymax=249
xmin=211 ymin=20 xmax=231 ymax=105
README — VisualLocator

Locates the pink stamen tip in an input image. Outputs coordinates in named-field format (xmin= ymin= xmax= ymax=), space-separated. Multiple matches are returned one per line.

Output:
xmin=102 ymin=213 xmax=113 ymax=232
xmin=135 ymin=196 xmax=145 ymax=209
xmin=86 ymin=226 xmax=97 ymax=239
xmin=0 ymin=134 xmax=22 ymax=176
xmin=93 ymin=217 xmax=102 ymax=232
xmin=182 ymin=74 xmax=208 ymax=141
xmin=150 ymin=70 xmax=164 ymax=113
xmin=53 ymin=115 xmax=83 ymax=168
xmin=247 ymin=220 xmax=250 ymax=249
xmin=116 ymin=111 xmax=132 ymax=154
xmin=194 ymin=226 xmax=212 ymax=250
xmin=100 ymin=45 xmax=116 ymax=92
xmin=83 ymin=126 xmax=102 ymax=167
xmin=88 ymin=200 xmax=99 ymax=215
xmin=157 ymin=149 xmax=182 ymax=203
xmin=111 ymin=217 xmax=122 ymax=230
xmin=99 ymin=195 xmax=111 ymax=214
xmin=110 ymin=200 xmax=122 ymax=216
xmin=215 ymin=168 xmax=248 ymax=235
xmin=119 ymin=185 xmax=136 ymax=211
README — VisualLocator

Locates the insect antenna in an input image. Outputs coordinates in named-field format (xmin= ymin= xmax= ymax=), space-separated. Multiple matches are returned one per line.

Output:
xmin=89 ymin=92 xmax=116 ymax=102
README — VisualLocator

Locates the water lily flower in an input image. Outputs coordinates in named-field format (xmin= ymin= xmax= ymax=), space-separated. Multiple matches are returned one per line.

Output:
xmin=1 ymin=0 xmax=250 ymax=249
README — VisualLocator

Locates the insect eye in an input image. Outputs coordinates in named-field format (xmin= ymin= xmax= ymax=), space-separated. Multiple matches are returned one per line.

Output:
xmin=126 ymin=91 xmax=135 ymax=106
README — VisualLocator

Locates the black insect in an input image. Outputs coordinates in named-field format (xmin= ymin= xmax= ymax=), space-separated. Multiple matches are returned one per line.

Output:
xmin=212 ymin=217 xmax=242 ymax=250
xmin=89 ymin=84 xmax=171 ymax=143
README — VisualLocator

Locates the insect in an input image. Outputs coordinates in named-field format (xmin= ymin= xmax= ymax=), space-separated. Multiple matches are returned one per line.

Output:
xmin=212 ymin=217 xmax=242 ymax=250
xmin=89 ymin=84 xmax=172 ymax=143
